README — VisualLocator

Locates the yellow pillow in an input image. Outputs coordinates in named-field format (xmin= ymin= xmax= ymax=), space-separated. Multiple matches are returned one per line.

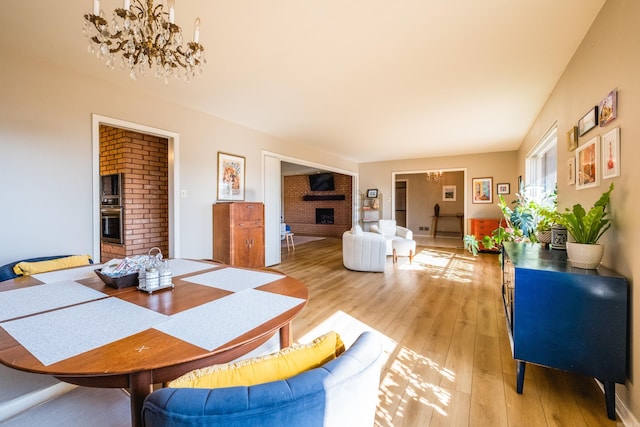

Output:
xmin=168 ymin=331 xmax=345 ymax=389
xmin=13 ymin=255 xmax=92 ymax=276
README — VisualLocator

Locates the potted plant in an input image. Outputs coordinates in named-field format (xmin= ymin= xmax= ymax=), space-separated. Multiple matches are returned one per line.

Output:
xmin=463 ymin=187 xmax=556 ymax=255
xmin=558 ymin=183 xmax=614 ymax=269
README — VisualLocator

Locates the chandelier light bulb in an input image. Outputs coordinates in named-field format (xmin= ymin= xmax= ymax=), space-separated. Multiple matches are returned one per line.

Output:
xmin=193 ymin=17 xmax=201 ymax=43
xmin=168 ymin=0 xmax=175 ymax=23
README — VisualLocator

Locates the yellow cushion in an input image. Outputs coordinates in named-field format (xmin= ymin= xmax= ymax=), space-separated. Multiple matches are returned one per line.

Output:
xmin=13 ymin=255 xmax=92 ymax=276
xmin=168 ymin=331 xmax=345 ymax=389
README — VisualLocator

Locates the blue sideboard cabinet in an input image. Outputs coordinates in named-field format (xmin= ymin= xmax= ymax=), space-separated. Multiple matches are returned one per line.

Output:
xmin=501 ymin=242 xmax=628 ymax=420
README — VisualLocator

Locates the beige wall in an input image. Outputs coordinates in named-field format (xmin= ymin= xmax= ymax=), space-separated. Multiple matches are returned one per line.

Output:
xmin=0 ymin=53 xmax=357 ymax=265
xmin=518 ymin=0 xmax=639 ymax=419
xmin=359 ymin=151 xmax=518 ymax=234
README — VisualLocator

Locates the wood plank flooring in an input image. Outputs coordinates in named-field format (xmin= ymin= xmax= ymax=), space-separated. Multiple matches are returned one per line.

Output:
xmin=274 ymin=237 xmax=619 ymax=427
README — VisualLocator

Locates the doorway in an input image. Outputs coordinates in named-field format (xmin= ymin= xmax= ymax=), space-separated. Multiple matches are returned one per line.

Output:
xmin=91 ymin=114 xmax=180 ymax=262
xmin=392 ymin=168 xmax=467 ymax=240
xmin=395 ymin=180 xmax=407 ymax=227
xmin=262 ymin=152 xmax=358 ymax=267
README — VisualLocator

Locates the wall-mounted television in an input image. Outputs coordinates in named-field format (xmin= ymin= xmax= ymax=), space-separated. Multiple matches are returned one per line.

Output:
xmin=308 ymin=173 xmax=335 ymax=191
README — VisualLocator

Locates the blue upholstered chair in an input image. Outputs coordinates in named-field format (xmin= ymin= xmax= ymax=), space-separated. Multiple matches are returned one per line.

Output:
xmin=141 ymin=331 xmax=383 ymax=427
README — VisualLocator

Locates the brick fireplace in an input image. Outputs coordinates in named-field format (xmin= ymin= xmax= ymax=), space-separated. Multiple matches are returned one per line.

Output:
xmin=283 ymin=174 xmax=352 ymax=237
xmin=316 ymin=208 xmax=335 ymax=224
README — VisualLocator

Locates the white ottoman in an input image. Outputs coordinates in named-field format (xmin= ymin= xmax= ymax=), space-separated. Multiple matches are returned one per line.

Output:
xmin=392 ymin=239 xmax=417 ymax=264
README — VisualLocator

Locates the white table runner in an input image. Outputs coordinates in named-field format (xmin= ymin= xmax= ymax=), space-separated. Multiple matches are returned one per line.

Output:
xmin=167 ymin=259 xmax=218 ymax=277
xmin=31 ymin=264 xmax=104 ymax=283
xmin=0 ymin=281 xmax=107 ymax=322
xmin=154 ymin=289 xmax=305 ymax=351
xmin=1 ymin=298 xmax=168 ymax=366
xmin=184 ymin=267 xmax=284 ymax=292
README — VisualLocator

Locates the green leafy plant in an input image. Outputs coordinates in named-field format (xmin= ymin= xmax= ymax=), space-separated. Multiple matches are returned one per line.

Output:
xmin=464 ymin=186 xmax=559 ymax=256
xmin=558 ymin=183 xmax=614 ymax=244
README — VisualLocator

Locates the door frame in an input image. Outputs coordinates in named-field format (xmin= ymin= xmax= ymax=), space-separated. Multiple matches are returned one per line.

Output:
xmin=262 ymin=151 xmax=358 ymax=266
xmin=91 ymin=114 xmax=180 ymax=261
xmin=390 ymin=168 xmax=468 ymax=235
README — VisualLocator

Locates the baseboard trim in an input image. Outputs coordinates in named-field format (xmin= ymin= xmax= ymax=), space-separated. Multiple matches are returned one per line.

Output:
xmin=594 ymin=379 xmax=638 ymax=426
xmin=0 ymin=382 xmax=77 ymax=422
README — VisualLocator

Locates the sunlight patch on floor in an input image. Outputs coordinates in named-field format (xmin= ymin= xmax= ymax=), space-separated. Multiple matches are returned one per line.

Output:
xmin=377 ymin=348 xmax=457 ymax=425
xmin=396 ymin=249 xmax=476 ymax=284
xmin=298 ymin=311 xmax=459 ymax=426
xmin=297 ymin=310 xmax=395 ymax=355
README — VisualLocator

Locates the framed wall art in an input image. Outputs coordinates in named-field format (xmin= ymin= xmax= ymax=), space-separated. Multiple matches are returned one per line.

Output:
xmin=599 ymin=89 xmax=617 ymax=127
xmin=496 ymin=183 xmax=510 ymax=195
xmin=578 ymin=106 xmax=598 ymax=137
xmin=472 ymin=177 xmax=492 ymax=204
xmin=602 ymin=127 xmax=620 ymax=179
xmin=567 ymin=157 xmax=576 ymax=185
xmin=575 ymin=136 xmax=600 ymax=190
xmin=217 ymin=152 xmax=245 ymax=201
xmin=366 ymin=189 xmax=378 ymax=198
xmin=442 ymin=185 xmax=456 ymax=202
xmin=567 ymin=126 xmax=578 ymax=151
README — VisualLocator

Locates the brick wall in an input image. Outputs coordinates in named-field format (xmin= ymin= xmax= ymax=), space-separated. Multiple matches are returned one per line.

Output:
xmin=99 ymin=125 xmax=169 ymax=262
xmin=283 ymin=173 xmax=352 ymax=237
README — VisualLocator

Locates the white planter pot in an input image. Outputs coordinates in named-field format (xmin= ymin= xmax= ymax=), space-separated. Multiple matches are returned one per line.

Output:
xmin=566 ymin=242 xmax=604 ymax=269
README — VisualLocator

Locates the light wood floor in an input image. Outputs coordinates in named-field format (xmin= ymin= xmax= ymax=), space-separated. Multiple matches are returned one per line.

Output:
xmin=275 ymin=237 xmax=620 ymax=427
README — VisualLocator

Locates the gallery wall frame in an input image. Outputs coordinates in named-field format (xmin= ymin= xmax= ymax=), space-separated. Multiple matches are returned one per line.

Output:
xmin=442 ymin=185 xmax=456 ymax=201
xmin=599 ymin=89 xmax=618 ymax=127
xmin=567 ymin=157 xmax=576 ymax=185
xmin=217 ymin=152 xmax=245 ymax=201
xmin=578 ymin=106 xmax=598 ymax=137
xmin=472 ymin=177 xmax=492 ymax=204
xmin=602 ymin=127 xmax=620 ymax=180
xmin=496 ymin=183 xmax=510 ymax=195
xmin=576 ymin=137 xmax=600 ymax=190
xmin=567 ymin=126 xmax=578 ymax=151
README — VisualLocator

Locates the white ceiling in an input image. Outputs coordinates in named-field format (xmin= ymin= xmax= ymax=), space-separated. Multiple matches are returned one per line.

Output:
xmin=2 ymin=1 xmax=605 ymax=163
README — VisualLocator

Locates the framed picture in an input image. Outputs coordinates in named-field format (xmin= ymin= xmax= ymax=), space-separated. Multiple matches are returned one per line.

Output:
xmin=496 ymin=183 xmax=510 ymax=195
xmin=567 ymin=157 xmax=576 ymax=185
xmin=472 ymin=177 xmax=493 ymax=204
xmin=576 ymin=136 xmax=600 ymax=190
xmin=217 ymin=152 xmax=245 ymax=201
xmin=599 ymin=90 xmax=617 ymax=126
xmin=366 ymin=189 xmax=378 ymax=198
xmin=602 ymin=127 xmax=620 ymax=179
xmin=578 ymin=106 xmax=598 ymax=137
xmin=567 ymin=126 xmax=578 ymax=151
xmin=442 ymin=185 xmax=456 ymax=201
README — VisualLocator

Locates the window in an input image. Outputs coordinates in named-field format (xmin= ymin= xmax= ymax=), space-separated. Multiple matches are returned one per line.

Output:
xmin=525 ymin=124 xmax=557 ymax=202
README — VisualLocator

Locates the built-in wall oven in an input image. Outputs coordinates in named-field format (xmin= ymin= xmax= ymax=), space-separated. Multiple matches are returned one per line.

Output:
xmin=100 ymin=173 xmax=124 ymax=244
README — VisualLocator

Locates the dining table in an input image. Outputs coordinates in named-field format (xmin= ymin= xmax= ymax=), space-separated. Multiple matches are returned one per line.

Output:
xmin=0 ymin=259 xmax=308 ymax=427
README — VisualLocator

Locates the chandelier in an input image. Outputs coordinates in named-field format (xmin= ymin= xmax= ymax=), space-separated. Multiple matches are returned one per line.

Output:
xmin=83 ymin=0 xmax=206 ymax=83
xmin=425 ymin=171 xmax=443 ymax=182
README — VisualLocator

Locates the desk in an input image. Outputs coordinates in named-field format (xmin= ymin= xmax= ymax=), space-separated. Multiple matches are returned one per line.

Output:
xmin=0 ymin=260 xmax=308 ymax=427
xmin=431 ymin=214 xmax=464 ymax=238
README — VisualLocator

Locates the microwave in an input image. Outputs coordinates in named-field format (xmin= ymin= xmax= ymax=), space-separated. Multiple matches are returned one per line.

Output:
xmin=101 ymin=173 xmax=123 ymax=206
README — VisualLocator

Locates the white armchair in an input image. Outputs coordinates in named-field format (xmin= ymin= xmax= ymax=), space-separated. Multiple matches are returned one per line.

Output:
xmin=342 ymin=226 xmax=386 ymax=272
xmin=370 ymin=220 xmax=416 ymax=264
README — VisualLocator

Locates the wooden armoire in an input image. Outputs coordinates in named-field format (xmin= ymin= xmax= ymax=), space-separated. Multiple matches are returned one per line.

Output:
xmin=212 ymin=202 xmax=265 ymax=268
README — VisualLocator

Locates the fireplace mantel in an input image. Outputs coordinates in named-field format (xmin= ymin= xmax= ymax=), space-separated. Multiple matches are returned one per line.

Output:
xmin=302 ymin=195 xmax=346 ymax=201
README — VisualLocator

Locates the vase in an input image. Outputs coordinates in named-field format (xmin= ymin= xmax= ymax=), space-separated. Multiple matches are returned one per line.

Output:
xmin=566 ymin=242 xmax=604 ymax=269
xmin=537 ymin=230 xmax=552 ymax=244
xmin=550 ymin=225 xmax=567 ymax=250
